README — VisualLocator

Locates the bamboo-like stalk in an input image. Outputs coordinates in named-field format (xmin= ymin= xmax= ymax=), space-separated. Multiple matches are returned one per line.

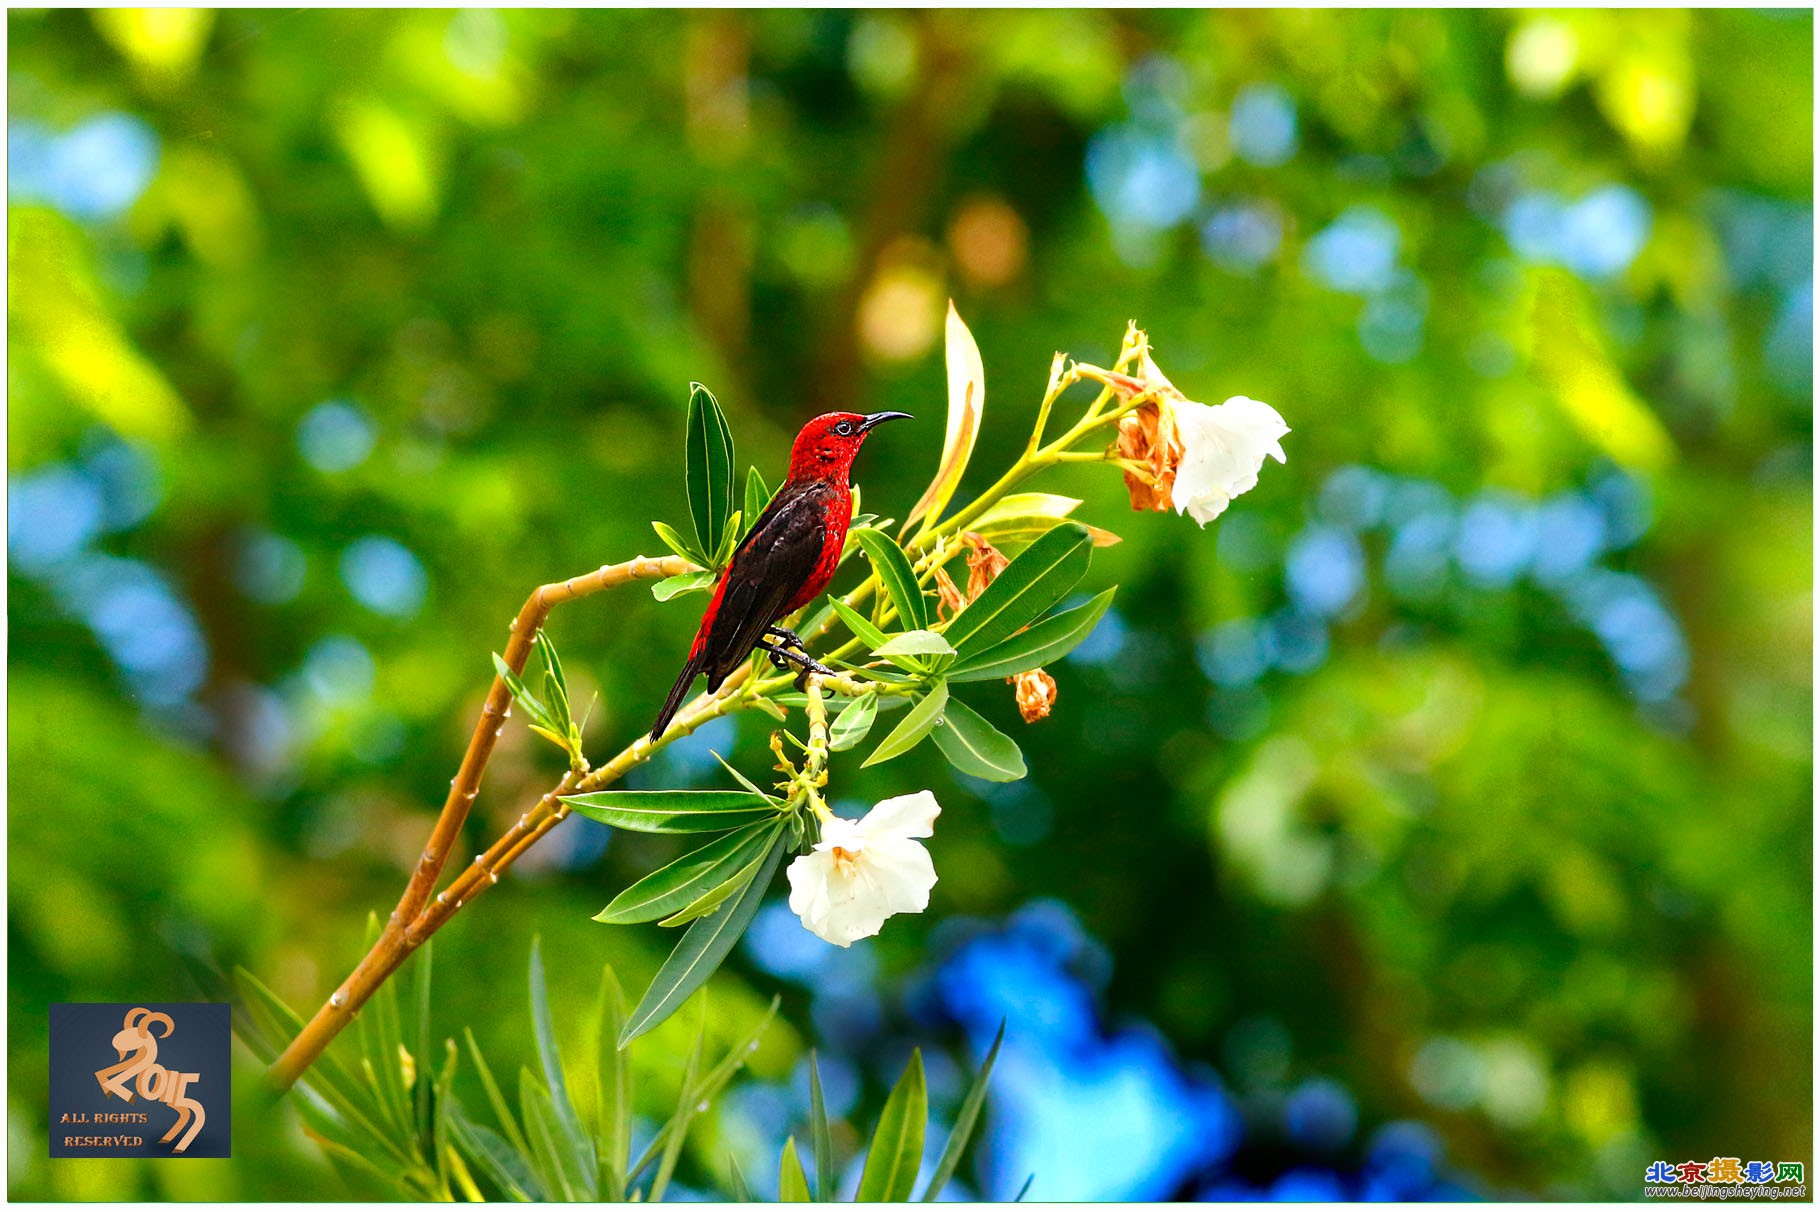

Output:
xmin=268 ymin=555 xmax=691 ymax=1089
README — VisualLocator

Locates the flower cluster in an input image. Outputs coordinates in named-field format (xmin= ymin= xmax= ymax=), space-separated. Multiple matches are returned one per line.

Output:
xmin=1095 ymin=351 xmax=1290 ymax=526
xmin=781 ymin=324 xmax=1289 ymax=948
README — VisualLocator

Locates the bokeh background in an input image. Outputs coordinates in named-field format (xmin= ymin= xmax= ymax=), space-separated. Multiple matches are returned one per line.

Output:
xmin=7 ymin=8 xmax=1812 ymax=1202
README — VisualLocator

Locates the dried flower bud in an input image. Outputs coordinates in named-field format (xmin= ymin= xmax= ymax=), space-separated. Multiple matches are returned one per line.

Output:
xmin=1114 ymin=401 xmax=1185 ymax=513
xmin=963 ymin=531 xmax=1009 ymax=599
xmin=934 ymin=566 xmax=968 ymax=620
xmin=1010 ymin=668 xmax=1057 ymax=723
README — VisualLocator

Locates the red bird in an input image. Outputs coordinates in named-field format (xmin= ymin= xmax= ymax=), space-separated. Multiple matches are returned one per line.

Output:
xmin=650 ymin=410 xmax=912 ymax=739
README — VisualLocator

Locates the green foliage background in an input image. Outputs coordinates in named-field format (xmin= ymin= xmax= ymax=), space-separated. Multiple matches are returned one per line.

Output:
xmin=7 ymin=8 xmax=1811 ymax=1201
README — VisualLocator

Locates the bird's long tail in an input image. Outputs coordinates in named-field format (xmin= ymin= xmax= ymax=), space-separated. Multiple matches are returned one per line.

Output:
xmin=650 ymin=651 xmax=706 ymax=740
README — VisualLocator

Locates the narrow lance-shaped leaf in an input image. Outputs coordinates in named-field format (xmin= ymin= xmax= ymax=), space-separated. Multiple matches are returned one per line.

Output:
xmin=853 ymin=528 xmax=929 ymax=632
xmin=520 ymin=1070 xmax=588 ymax=1201
xmin=943 ymin=522 xmax=1092 ymax=656
xmin=827 ymin=595 xmax=891 ymax=652
xmin=932 ymin=695 xmax=1027 ymax=782
xmin=595 ymin=823 xmax=777 ymax=925
xmin=652 ymin=519 xmax=707 ymax=567
xmin=809 ymin=1052 xmax=834 ymax=1201
xmin=685 ymin=382 xmax=736 ymax=560
xmin=492 ymin=653 xmax=556 ymax=734
xmin=745 ymin=465 xmax=773 ymax=534
xmin=620 ymin=831 xmax=788 ymax=1046
xmin=658 ymin=841 xmax=771 ymax=926
xmin=594 ymin=965 xmax=630 ymax=1201
xmin=529 ymin=940 xmax=594 ymax=1199
xmin=562 ymin=789 xmax=775 ymax=834
xmin=903 ymin=301 xmax=983 ymax=536
xmin=862 ymin=681 xmax=949 ymax=768
xmin=947 ymin=588 xmax=1115 ymax=683
xmin=778 ymin=1137 xmax=812 ymax=1202
xmin=856 ymin=1050 xmax=927 ymax=1202
xmin=920 ymin=1020 xmax=1005 ymax=1201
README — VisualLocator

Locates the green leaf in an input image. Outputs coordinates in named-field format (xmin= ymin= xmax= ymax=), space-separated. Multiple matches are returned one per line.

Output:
xmin=464 ymin=1028 xmax=531 ymax=1158
xmin=745 ymin=466 xmax=774 ymax=533
xmin=536 ymin=631 xmax=569 ymax=710
xmin=862 ymin=681 xmax=949 ymax=767
xmin=685 ymin=382 xmax=736 ymax=561
xmin=491 ymin=653 xmax=556 ymax=734
xmin=658 ymin=844 xmax=768 ymax=926
xmin=809 ymin=1053 xmax=834 ymax=1201
xmin=827 ymin=595 xmax=891 ymax=651
xmin=653 ymin=570 xmax=718 ymax=602
xmin=652 ymin=519 xmax=706 ymax=567
xmin=919 ymin=1021 xmax=1004 ymax=1201
xmin=948 ymin=588 xmax=1114 ymax=682
xmin=778 ymin=1137 xmax=812 ymax=1202
xmin=971 ymin=491 xmax=1082 ymax=528
xmin=620 ymin=830 xmax=787 ymax=1046
xmin=562 ymin=789 xmax=775 ymax=833
xmin=853 ymin=528 xmax=929 ymax=631
xmin=520 ymin=1071 xmax=586 ymax=1201
xmin=446 ymin=1110 xmax=538 ymax=1201
xmin=943 ymin=523 xmax=1091 ymax=656
xmin=856 ymin=1050 xmax=927 ymax=1202
xmin=712 ymin=750 xmax=781 ymax=801
xmin=872 ymin=629 xmax=956 ymax=660
xmin=715 ymin=508 xmax=744 ymax=567
xmin=361 ymin=924 xmax=412 ymax=1141
xmin=829 ymin=692 xmax=879 ymax=751
xmin=593 ymin=966 xmax=630 ymax=1201
xmin=728 ymin=1155 xmax=754 ymax=1201
xmin=233 ymin=968 xmax=402 ymax=1165
xmin=648 ymin=1006 xmax=705 ymax=1203
xmin=932 ymin=695 xmax=1027 ymax=781
xmin=903 ymin=302 xmax=984 ymax=536
xmin=628 ymin=996 xmax=781 ymax=1189
xmin=527 ymin=940 xmax=594 ymax=1198
xmin=1015 ymin=1173 xmax=1035 ymax=1201
xmin=595 ymin=823 xmax=778 ymax=924
xmin=412 ymin=942 xmax=434 ymax=1137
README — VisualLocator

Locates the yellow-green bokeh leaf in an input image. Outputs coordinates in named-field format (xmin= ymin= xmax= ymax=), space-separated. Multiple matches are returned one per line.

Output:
xmin=332 ymin=96 xmax=441 ymax=233
xmin=8 ymin=208 xmax=190 ymax=446
xmin=91 ymin=8 xmax=214 ymax=85
xmin=1525 ymin=270 xmax=1674 ymax=472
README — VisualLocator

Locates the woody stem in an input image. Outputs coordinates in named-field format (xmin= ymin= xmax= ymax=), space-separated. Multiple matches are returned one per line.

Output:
xmin=268 ymin=553 xmax=691 ymax=1090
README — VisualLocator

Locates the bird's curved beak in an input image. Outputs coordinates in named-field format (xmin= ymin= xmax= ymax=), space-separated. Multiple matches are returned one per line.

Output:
xmin=860 ymin=411 xmax=913 ymax=432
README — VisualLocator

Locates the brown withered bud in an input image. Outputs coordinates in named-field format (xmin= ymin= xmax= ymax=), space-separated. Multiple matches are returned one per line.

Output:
xmin=934 ymin=566 xmax=968 ymax=620
xmin=963 ymin=531 xmax=1009 ymax=598
xmin=1010 ymin=668 xmax=1058 ymax=723
xmin=1113 ymin=402 xmax=1185 ymax=513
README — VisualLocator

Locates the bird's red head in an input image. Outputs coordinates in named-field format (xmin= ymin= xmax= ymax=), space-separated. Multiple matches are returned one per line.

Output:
xmin=787 ymin=410 xmax=912 ymax=482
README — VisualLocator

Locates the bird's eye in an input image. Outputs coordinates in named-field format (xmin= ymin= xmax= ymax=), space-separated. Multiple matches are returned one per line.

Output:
xmin=834 ymin=421 xmax=854 ymax=436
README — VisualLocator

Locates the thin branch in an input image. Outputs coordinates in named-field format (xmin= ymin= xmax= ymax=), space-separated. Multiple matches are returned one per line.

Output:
xmin=267 ymin=554 xmax=690 ymax=1090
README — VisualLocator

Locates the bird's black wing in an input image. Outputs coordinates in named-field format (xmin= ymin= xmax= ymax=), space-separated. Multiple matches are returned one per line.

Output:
xmin=700 ymin=483 xmax=833 ymax=687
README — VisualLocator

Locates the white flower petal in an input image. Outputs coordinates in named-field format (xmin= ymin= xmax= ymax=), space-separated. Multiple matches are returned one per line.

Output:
xmin=787 ymin=792 xmax=944 ymax=947
xmin=857 ymin=790 xmax=941 ymax=841
xmin=858 ymin=836 xmax=937 ymax=915
xmin=1171 ymin=395 xmax=1290 ymax=528
xmin=810 ymin=814 xmax=868 ymax=853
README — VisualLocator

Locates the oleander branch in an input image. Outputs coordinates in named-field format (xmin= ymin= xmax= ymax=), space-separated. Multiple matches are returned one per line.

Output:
xmin=269 ymin=554 xmax=691 ymax=1089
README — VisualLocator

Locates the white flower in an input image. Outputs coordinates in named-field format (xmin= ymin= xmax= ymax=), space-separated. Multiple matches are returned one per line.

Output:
xmin=786 ymin=791 xmax=941 ymax=947
xmin=1170 ymin=395 xmax=1290 ymax=526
